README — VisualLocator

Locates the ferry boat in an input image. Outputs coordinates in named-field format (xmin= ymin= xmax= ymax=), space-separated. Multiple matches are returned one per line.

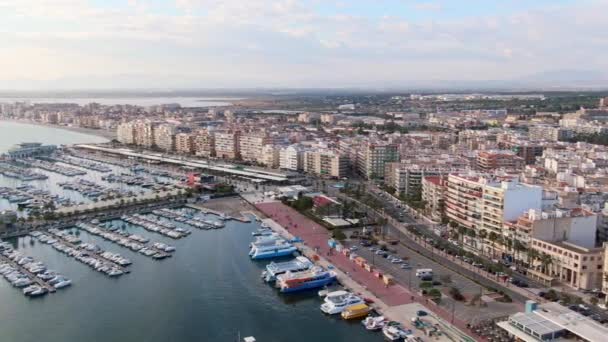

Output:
xmin=320 ymin=290 xmax=365 ymax=315
xmin=340 ymin=303 xmax=370 ymax=320
xmin=249 ymin=241 xmax=297 ymax=260
xmin=276 ymin=267 xmax=337 ymax=293
xmin=261 ymin=256 xmax=312 ymax=283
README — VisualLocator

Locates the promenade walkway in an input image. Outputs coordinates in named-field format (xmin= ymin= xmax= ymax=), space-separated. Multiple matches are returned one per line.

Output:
xmin=255 ymin=201 xmax=478 ymax=341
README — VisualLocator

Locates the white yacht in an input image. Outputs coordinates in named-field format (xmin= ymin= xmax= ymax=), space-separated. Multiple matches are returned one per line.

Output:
xmin=320 ymin=290 xmax=365 ymax=315
xmin=383 ymin=324 xmax=408 ymax=341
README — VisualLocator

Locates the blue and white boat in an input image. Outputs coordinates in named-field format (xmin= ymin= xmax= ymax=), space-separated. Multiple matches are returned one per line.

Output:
xmin=261 ymin=256 xmax=313 ymax=283
xmin=249 ymin=241 xmax=297 ymax=260
xmin=276 ymin=267 xmax=337 ymax=293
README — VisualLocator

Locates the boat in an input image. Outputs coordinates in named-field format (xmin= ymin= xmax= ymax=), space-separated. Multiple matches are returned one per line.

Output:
xmin=276 ymin=267 xmax=336 ymax=293
xmin=382 ymin=323 xmax=409 ymax=341
xmin=362 ymin=315 xmax=386 ymax=331
xmin=28 ymin=287 xmax=48 ymax=297
xmin=249 ymin=241 xmax=297 ymax=260
xmin=54 ymin=279 xmax=72 ymax=289
xmin=262 ymin=256 xmax=312 ymax=283
xmin=320 ymin=290 xmax=365 ymax=315
xmin=340 ymin=303 xmax=371 ymax=320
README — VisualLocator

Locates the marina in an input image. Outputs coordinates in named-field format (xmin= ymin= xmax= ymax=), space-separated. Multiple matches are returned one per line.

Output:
xmin=36 ymin=230 xmax=129 ymax=277
xmin=77 ymin=222 xmax=172 ymax=259
xmin=17 ymin=158 xmax=87 ymax=176
xmin=0 ymin=240 xmax=63 ymax=297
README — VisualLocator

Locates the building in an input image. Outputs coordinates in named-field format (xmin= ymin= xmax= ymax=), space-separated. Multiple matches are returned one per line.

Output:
xmin=214 ymin=131 xmax=240 ymax=160
xmin=385 ymin=155 xmax=468 ymax=196
xmin=193 ymin=129 xmax=215 ymax=158
xmin=476 ymin=150 xmax=525 ymax=171
xmin=2 ymin=143 xmax=57 ymax=160
xmin=239 ymin=133 xmax=271 ymax=163
xmin=497 ymin=301 xmax=608 ymax=342
xmin=421 ymin=176 xmax=446 ymax=220
xmin=116 ymin=122 xmax=135 ymax=145
xmin=279 ymin=145 xmax=304 ymax=171
xmin=259 ymin=144 xmax=280 ymax=168
xmin=357 ymin=142 xmax=399 ymax=179
xmin=529 ymin=125 xmax=574 ymax=142
xmin=529 ymin=238 xmax=604 ymax=290
xmin=153 ymin=124 xmax=176 ymax=152
xmin=175 ymin=133 xmax=194 ymax=154
xmin=445 ymin=173 xmax=543 ymax=256
xmin=133 ymin=120 xmax=156 ymax=148
xmin=303 ymin=150 xmax=348 ymax=178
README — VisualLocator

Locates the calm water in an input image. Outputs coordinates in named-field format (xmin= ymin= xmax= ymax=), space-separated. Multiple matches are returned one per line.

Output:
xmin=0 ymin=124 xmax=377 ymax=341
xmin=0 ymin=218 xmax=378 ymax=342
xmin=0 ymin=97 xmax=238 ymax=107
xmin=0 ymin=121 xmax=108 ymax=153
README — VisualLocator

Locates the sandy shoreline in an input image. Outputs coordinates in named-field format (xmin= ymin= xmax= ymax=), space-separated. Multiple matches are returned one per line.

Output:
xmin=0 ymin=119 xmax=115 ymax=140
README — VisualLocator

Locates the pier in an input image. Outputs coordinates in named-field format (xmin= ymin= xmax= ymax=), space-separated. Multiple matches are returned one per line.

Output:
xmin=0 ymin=254 xmax=56 ymax=293
xmin=45 ymin=231 xmax=130 ymax=274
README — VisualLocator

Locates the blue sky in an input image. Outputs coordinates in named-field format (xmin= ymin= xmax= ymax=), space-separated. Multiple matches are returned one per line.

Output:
xmin=0 ymin=0 xmax=606 ymax=89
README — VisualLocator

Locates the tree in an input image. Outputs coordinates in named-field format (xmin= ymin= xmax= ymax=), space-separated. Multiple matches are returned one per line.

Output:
xmin=527 ymin=248 xmax=540 ymax=266
xmin=488 ymin=231 xmax=498 ymax=257
xmin=332 ymin=228 xmax=346 ymax=241
xmin=540 ymin=253 xmax=553 ymax=274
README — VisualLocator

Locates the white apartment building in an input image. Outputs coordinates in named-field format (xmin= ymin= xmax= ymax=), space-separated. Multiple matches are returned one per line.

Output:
xmin=133 ymin=120 xmax=156 ymax=148
xmin=445 ymin=173 xmax=542 ymax=254
xmin=153 ymin=124 xmax=176 ymax=152
xmin=116 ymin=122 xmax=135 ymax=145
xmin=279 ymin=145 xmax=304 ymax=171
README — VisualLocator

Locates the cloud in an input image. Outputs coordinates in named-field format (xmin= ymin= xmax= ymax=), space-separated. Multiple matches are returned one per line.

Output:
xmin=0 ymin=0 xmax=607 ymax=88
xmin=413 ymin=2 xmax=443 ymax=11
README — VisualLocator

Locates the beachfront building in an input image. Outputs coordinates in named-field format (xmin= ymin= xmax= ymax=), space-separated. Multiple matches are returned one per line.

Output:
xmin=175 ymin=133 xmax=194 ymax=154
xmin=279 ymin=145 xmax=304 ymax=171
xmin=357 ymin=141 xmax=399 ymax=179
xmin=445 ymin=173 xmax=542 ymax=256
xmin=193 ymin=129 xmax=215 ymax=158
xmin=214 ymin=131 xmax=240 ymax=160
xmin=153 ymin=124 xmax=176 ymax=152
xmin=132 ymin=120 xmax=156 ymax=148
xmin=303 ymin=149 xmax=348 ymax=178
xmin=116 ymin=122 xmax=135 ymax=145
xmin=239 ymin=132 xmax=271 ymax=163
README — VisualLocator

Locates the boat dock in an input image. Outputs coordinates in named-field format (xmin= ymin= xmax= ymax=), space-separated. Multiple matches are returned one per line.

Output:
xmin=45 ymin=231 xmax=130 ymax=274
xmin=0 ymin=254 xmax=56 ymax=293
xmin=77 ymin=222 xmax=172 ymax=259
xmin=186 ymin=204 xmax=250 ymax=222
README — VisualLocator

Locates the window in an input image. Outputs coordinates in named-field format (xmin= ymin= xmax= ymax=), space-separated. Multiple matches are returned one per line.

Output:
xmin=582 ymin=266 xmax=587 ymax=270
xmin=583 ymin=257 xmax=587 ymax=261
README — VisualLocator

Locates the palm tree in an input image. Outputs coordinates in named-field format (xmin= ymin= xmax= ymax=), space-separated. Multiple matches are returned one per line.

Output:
xmin=488 ymin=231 xmax=498 ymax=257
xmin=540 ymin=253 xmax=553 ymax=274
xmin=527 ymin=248 xmax=539 ymax=267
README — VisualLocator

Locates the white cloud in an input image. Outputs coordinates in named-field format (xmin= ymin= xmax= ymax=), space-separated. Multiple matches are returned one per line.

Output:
xmin=0 ymin=0 xmax=607 ymax=88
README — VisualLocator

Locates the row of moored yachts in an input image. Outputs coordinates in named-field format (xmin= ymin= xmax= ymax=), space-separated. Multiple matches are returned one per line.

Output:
xmin=152 ymin=208 xmax=226 ymax=230
xmin=122 ymin=214 xmax=190 ymax=239
xmin=30 ymin=231 xmax=126 ymax=277
xmin=0 ymin=240 xmax=71 ymax=298
xmin=78 ymin=222 xmax=174 ymax=259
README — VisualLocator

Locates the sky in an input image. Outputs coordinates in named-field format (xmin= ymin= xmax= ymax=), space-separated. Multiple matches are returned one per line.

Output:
xmin=0 ymin=0 xmax=607 ymax=89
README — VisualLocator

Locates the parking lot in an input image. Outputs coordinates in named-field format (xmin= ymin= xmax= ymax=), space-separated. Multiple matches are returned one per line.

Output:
xmin=342 ymin=237 xmax=522 ymax=324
